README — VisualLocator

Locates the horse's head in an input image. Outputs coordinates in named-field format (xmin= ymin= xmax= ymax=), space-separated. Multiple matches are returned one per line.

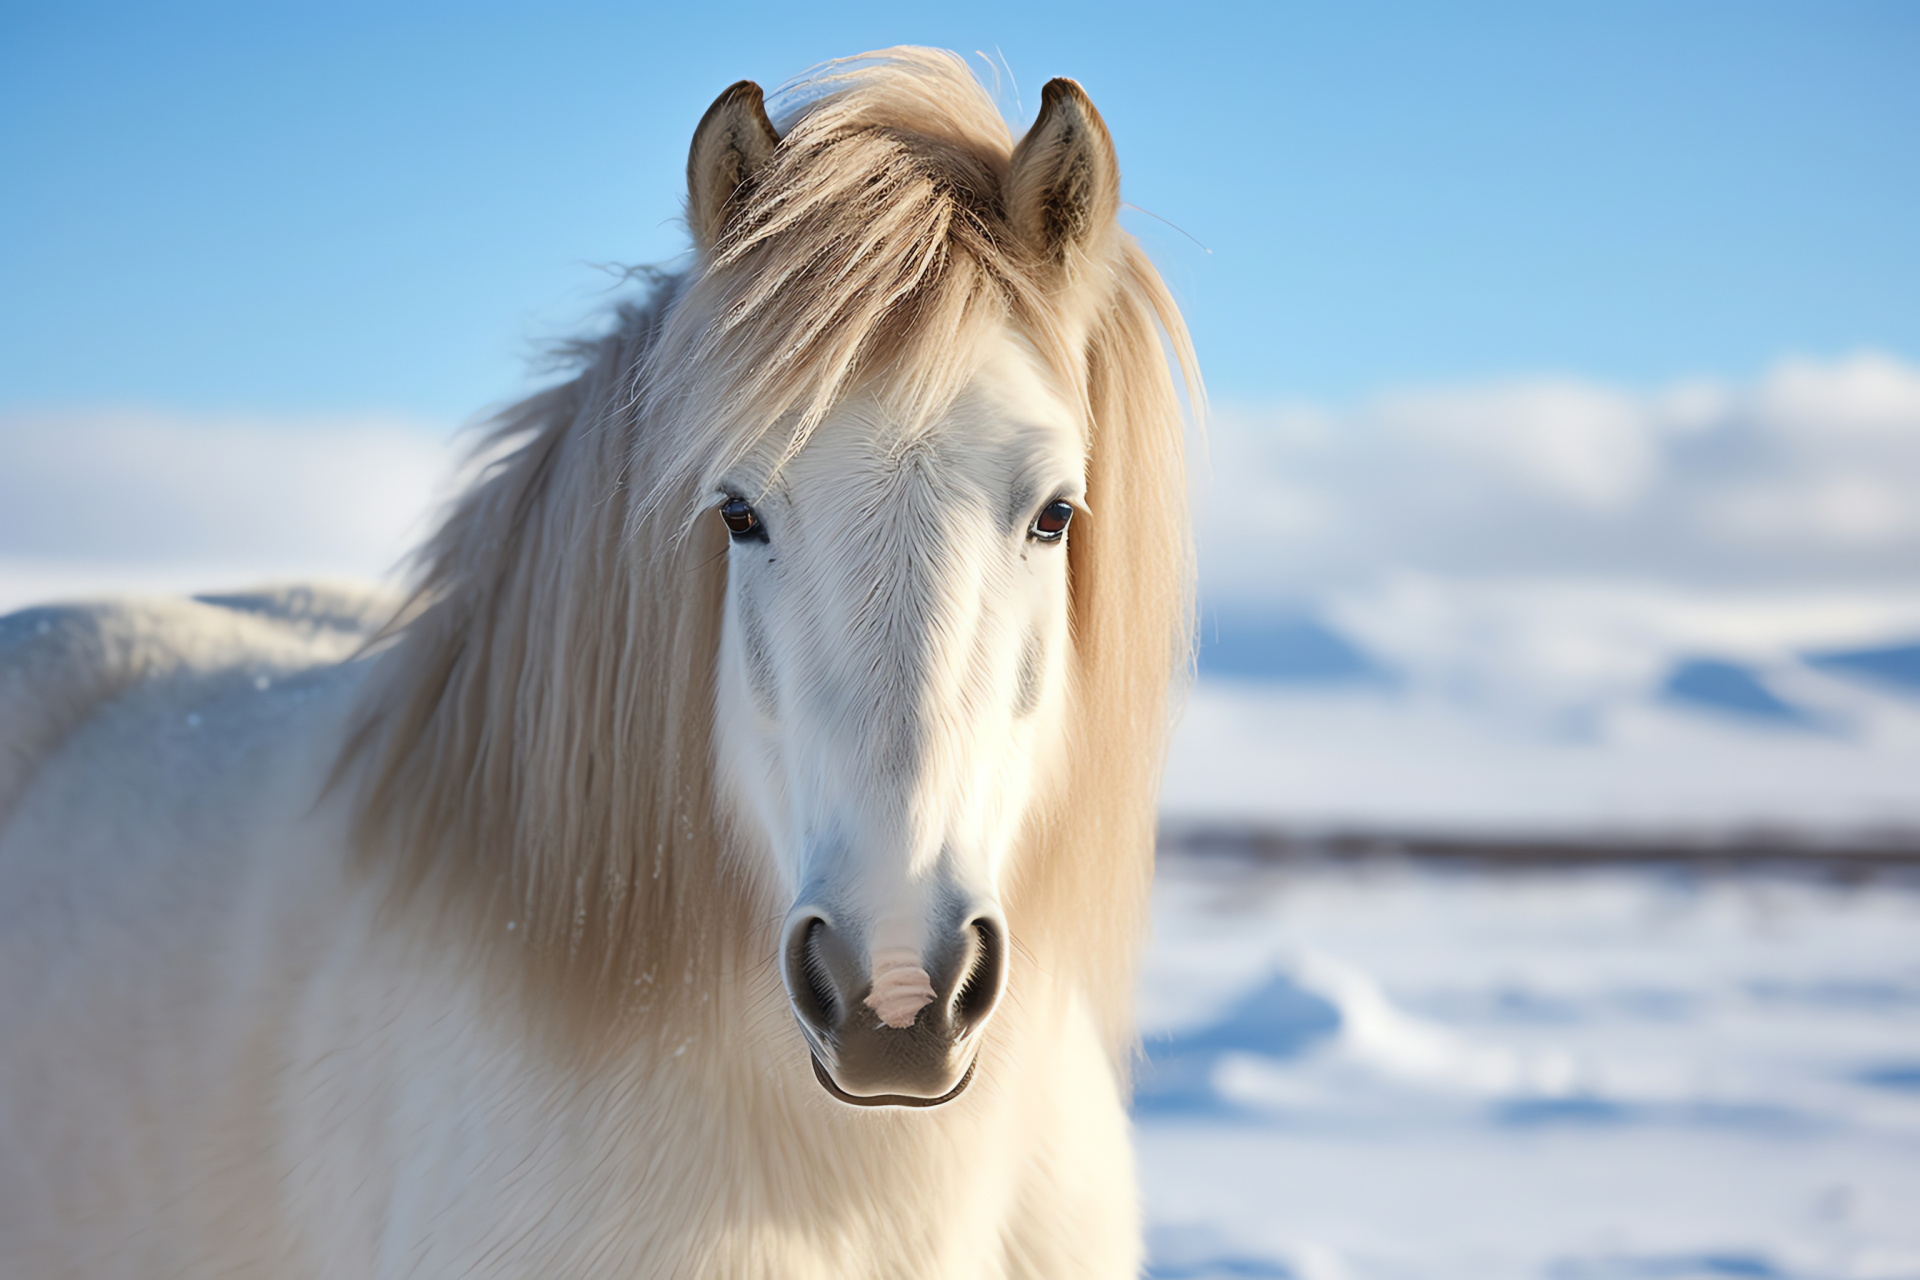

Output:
xmin=689 ymin=74 xmax=1126 ymax=1106
xmin=347 ymin=53 xmax=1186 ymax=1109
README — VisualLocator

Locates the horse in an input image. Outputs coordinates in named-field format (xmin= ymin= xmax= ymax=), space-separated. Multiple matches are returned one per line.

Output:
xmin=0 ymin=48 xmax=1198 ymax=1278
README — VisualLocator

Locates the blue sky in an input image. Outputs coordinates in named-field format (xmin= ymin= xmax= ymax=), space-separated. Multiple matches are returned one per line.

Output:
xmin=3 ymin=1 xmax=1915 ymax=421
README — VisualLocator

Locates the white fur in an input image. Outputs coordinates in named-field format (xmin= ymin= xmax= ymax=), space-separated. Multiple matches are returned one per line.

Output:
xmin=0 ymin=589 xmax=1136 ymax=1280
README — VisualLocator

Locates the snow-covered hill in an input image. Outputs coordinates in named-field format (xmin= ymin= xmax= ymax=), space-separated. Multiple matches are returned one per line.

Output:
xmin=1167 ymin=583 xmax=1920 ymax=839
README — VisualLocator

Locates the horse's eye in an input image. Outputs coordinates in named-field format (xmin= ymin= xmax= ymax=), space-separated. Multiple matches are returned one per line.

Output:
xmin=1029 ymin=500 xmax=1073 ymax=543
xmin=719 ymin=497 xmax=762 ymax=539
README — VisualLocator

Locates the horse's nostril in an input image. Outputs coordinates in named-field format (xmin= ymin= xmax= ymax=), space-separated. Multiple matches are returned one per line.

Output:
xmin=783 ymin=905 xmax=1004 ymax=1104
xmin=784 ymin=916 xmax=837 ymax=1032
xmin=952 ymin=917 xmax=1006 ymax=1033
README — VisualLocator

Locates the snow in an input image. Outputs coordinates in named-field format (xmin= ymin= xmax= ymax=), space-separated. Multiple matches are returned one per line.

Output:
xmin=1135 ymin=853 xmax=1920 ymax=1280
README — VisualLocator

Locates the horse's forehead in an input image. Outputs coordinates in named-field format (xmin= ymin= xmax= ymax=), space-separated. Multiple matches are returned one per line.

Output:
xmin=782 ymin=336 xmax=1083 ymax=508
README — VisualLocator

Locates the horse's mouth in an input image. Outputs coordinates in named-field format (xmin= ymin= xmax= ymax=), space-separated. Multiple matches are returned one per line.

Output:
xmin=809 ymin=1053 xmax=977 ymax=1108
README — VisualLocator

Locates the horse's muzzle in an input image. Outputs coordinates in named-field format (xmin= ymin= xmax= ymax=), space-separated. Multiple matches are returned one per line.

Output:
xmin=781 ymin=907 xmax=1007 ymax=1106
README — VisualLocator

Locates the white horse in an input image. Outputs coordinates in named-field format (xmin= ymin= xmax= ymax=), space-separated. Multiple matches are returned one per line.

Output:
xmin=0 ymin=49 xmax=1197 ymax=1278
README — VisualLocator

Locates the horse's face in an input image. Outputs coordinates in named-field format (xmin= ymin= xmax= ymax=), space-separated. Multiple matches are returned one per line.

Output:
xmin=713 ymin=331 xmax=1083 ymax=1105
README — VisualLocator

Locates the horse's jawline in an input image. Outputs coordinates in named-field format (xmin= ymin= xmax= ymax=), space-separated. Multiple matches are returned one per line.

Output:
xmin=809 ymin=1053 xmax=976 ymax=1109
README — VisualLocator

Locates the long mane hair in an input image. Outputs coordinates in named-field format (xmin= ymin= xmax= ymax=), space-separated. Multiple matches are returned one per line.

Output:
xmin=340 ymin=49 xmax=1199 ymax=1066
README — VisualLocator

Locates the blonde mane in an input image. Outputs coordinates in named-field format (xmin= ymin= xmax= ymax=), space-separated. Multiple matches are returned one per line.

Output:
xmin=342 ymin=48 xmax=1199 ymax=1063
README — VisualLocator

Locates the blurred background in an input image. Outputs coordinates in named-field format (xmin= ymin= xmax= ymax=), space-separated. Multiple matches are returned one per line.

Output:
xmin=5 ymin=3 xmax=1918 ymax=1277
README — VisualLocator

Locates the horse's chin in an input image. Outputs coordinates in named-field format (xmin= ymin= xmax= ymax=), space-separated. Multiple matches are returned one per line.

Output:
xmin=809 ymin=1053 xmax=977 ymax=1109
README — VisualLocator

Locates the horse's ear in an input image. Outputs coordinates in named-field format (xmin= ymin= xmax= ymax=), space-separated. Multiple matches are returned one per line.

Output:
xmin=687 ymin=80 xmax=781 ymax=254
xmin=1007 ymin=78 xmax=1121 ymax=271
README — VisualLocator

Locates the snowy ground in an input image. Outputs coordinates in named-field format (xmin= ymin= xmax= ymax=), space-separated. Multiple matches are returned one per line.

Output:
xmin=1161 ymin=662 xmax=1920 ymax=839
xmin=1134 ymin=853 xmax=1920 ymax=1280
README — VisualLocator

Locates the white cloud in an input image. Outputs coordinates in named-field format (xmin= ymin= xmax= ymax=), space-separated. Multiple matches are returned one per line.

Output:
xmin=1753 ymin=352 xmax=1920 ymax=438
xmin=1700 ymin=472 xmax=1915 ymax=546
xmin=1372 ymin=380 xmax=1658 ymax=511
xmin=1199 ymin=351 xmax=1920 ymax=599
xmin=0 ymin=410 xmax=457 ymax=559
xmin=0 ymin=407 xmax=461 ymax=612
